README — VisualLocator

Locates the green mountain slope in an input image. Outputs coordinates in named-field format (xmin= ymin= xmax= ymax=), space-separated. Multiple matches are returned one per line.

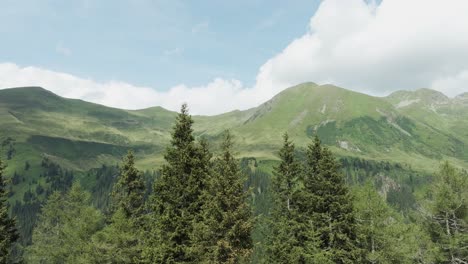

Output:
xmin=384 ymin=88 xmax=468 ymax=162
xmin=1 ymin=84 xmax=467 ymax=178
xmin=2 ymin=84 xmax=467 ymax=246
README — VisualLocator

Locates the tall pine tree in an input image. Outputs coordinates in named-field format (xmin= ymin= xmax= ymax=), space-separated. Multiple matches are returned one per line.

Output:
xmin=354 ymin=182 xmax=436 ymax=264
xmin=27 ymin=183 xmax=104 ymax=263
xmin=302 ymin=136 xmax=361 ymax=263
xmin=192 ymin=131 xmax=253 ymax=263
xmin=423 ymin=161 xmax=467 ymax=264
xmin=144 ymin=103 xmax=212 ymax=263
xmin=91 ymin=150 xmax=146 ymax=263
xmin=273 ymin=133 xmax=300 ymax=214
xmin=112 ymin=150 xmax=145 ymax=219
xmin=268 ymin=133 xmax=314 ymax=263
xmin=0 ymin=158 xmax=19 ymax=264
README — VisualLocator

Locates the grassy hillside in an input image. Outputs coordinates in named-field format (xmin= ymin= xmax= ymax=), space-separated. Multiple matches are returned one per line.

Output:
xmin=1 ymin=84 xmax=467 ymax=176
xmin=2 ymin=83 xmax=467 ymax=246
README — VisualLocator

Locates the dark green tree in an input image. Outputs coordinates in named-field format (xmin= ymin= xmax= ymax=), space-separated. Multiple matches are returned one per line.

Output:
xmin=0 ymin=158 xmax=19 ymax=264
xmin=144 ymin=104 xmax=212 ymax=263
xmin=26 ymin=183 xmax=104 ymax=263
xmin=91 ymin=151 xmax=146 ymax=263
xmin=268 ymin=133 xmax=313 ymax=263
xmin=192 ymin=131 xmax=253 ymax=263
xmin=302 ymin=136 xmax=361 ymax=263
xmin=354 ymin=182 xmax=436 ymax=264
xmin=273 ymin=133 xmax=300 ymax=215
xmin=423 ymin=161 xmax=467 ymax=263
xmin=111 ymin=150 xmax=146 ymax=219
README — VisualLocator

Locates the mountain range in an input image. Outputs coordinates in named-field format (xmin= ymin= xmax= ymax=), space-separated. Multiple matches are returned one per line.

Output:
xmin=1 ymin=83 xmax=467 ymax=202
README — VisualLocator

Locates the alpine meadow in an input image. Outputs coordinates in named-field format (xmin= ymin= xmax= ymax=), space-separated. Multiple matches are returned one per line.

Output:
xmin=1 ymin=0 xmax=468 ymax=263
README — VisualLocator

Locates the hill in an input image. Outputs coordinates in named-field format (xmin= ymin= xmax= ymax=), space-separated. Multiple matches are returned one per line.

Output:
xmin=1 ymin=84 xmax=468 ymax=202
xmin=2 ymin=84 xmax=468 ymax=172
xmin=2 ymin=83 xmax=468 ymax=246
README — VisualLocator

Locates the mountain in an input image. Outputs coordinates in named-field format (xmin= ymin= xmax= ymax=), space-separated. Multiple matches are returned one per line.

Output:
xmin=2 ymin=83 xmax=468 ymax=247
xmin=1 ymin=84 xmax=468 ymax=201
xmin=2 ymin=84 xmax=468 ymax=168
xmin=385 ymin=88 xmax=468 ymax=156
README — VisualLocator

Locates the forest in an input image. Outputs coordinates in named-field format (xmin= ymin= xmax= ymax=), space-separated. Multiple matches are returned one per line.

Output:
xmin=1 ymin=104 xmax=467 ymax=264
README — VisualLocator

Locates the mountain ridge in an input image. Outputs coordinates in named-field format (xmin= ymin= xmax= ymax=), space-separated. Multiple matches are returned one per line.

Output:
xmin=0 ymin=85 xmax=468 ymax=116
xmin=1 ymin=84 xmax=467 ymax=173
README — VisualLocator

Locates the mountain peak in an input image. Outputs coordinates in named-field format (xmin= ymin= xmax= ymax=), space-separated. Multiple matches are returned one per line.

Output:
xmin=0 ymin=86 xmax=64 ymax=110
xmin=0 ymin=86 xmax=58 ymax=97
xmin=386 ymin=88 xmax=449 ymax=108
xmin=414 ymin=88 xmax=449 ymax=100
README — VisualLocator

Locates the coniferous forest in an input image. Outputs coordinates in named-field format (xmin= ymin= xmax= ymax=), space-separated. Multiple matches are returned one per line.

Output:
xmin=1 ymin=104 xmax=466 ymax=263
xmin=3 ymin=0 xmax=468 ymax=263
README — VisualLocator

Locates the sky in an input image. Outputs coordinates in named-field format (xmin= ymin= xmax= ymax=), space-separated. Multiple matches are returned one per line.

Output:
xmin=1 ymin=0 xmax=468 ymax=115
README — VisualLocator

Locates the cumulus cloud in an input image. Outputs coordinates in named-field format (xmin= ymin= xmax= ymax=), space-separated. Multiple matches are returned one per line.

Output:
xmin=0 ymin=63 xmax=254 ymax=114
xmin=256 ymin=0 xmax=468 ymax=97
xmin=1 ymin=0 xmax=468 ymax=115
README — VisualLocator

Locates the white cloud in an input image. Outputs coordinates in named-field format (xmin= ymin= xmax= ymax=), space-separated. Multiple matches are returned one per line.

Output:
xmin=2 ymin=0 xmax=468 ymax=115
xmin=0 ymin=63 xmax=259 ymax=114
xmin=256 ymin=0 xmax=468 ymax=97
xmin=431 ymin=70 xmax=468 ymax=96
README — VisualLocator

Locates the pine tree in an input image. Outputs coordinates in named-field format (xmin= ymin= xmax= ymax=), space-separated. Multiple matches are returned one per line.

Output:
xmin=305 ymin=135 xmax=322 ymax=179
xmin=112 ymin=151 xmax=145 ymax=219
xmin=26 ymin=183 xmax=104 ymax=263
xmin=0 ymin=158 xmax=19 ymax=264
xmin=302 ymin=136 xmax=361 ymax=263
xmin=192 ymin=131 xmax=253 ymax=263
xmin=91 ymin=151 xmax=146 ymax=263
xmin=424 ymin=161 xmax=467 ymax=264
xmin=354 ymin=182 xmax=435 ymax=264
xmin=144 ymin=104 xmax=212 ymax=263
xmin=273 ymin=133 xmax=300 ymax=215
xmin=268 ymin=133 xmax=313 ymax=263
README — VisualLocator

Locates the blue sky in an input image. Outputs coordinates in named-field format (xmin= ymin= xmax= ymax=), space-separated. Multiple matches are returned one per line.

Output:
xmin=1 ymin=0 xmax=467 ymax=115
xmin=1 ymin=0 xmax=320 ymax=89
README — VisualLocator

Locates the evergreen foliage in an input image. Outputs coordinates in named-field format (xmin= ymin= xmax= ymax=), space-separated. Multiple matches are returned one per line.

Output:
xmin=26 ymin=183 xmax=104 ymax=263
xmin=423 ymin=161 xmax=468 ymax=263
xmin=0 ymin=158 xmax=19 ymax=264
xmin=6 ymin=101 xmax=468 ymax=263
xmin=111 ymin=151 xmax=146 ymax=218
xmin=355 ymin=182 xmax=437 ymax=263
xmin=91 ymin=151 xmax=146 ymax=263
xmin=268 ymin=133 xmax=320 ymax=263
xmin=144 ymin=104 xmax=211 ymax=263
xmin=301 ymin=136 xmax=361 ymax=263
xmin=192 ymin=131 xmax=253 ymax=263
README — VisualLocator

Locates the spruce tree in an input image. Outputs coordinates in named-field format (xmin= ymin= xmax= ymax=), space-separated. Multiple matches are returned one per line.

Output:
xmin=302 ymin=136 xmax=361 ymax=263
xmin=273 ymin=133 xmax=300 ymax=214
xmin=27 ymin=183 xmax=104 ymax=263
xmin=0 ymin=158 xmax=19 ymax=264
xmin=91 ymin=151 xmax=146 ymax=263
xmin=268 ymin=133 xmax=308 ymax=263
xmin=305 ymin=135 xmax=322 ymax=178
xmin=144 ymin=104 xmax=212 ymax=263
xmin=192 ymin=131 xmax=253 ymax=263
xmin=354 ymin=182 xmax=435 ymax=264
xmin=112 ymin=150 xmax=145 ymax=219
xmin=424 ymin=161 xmax=467 ymax=263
